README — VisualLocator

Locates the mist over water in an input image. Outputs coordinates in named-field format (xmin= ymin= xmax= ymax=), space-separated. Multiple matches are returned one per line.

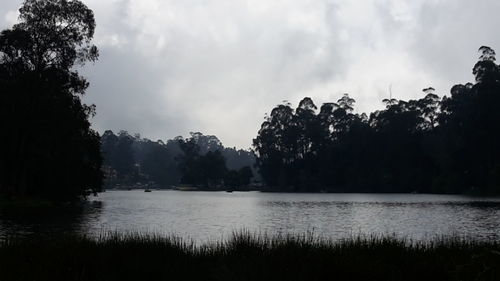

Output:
xmin=2 ymin=191 xmax=500 ymax=243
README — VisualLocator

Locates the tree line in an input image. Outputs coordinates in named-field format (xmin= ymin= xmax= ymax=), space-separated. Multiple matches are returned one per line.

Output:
xmin=253 ymin=46 xmax=500 ymax=195
xmin=101 ymin=131 xmax=256 ymax=189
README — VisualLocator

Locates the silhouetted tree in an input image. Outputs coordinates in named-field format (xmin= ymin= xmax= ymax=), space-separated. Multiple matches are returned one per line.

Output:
xmin=114 ymin=131 xmax=135 ymax=179
xmin=140 ymin=140 xmax=178 ymax=186
xmin=189 ymin=132 xmax=223 ymax=154
xmin=177 ymin=137 xmax=201 ymax=185
xmin=435 ymin=46 xmax=500 ymax=194
xmin=0 ymin=0 xmax=101 ymax=200
xmin=224 ymin=166 xmax=253 ymax=189
xmin=253 ymin=102 xmax=296 ymax=189
xmin=199 ymin=151 xmax=228 ymax=188
xmin=177 ymin=137 xmax=228 ymax=188
xmin=237 ymin=166 xmax=254 ymax=186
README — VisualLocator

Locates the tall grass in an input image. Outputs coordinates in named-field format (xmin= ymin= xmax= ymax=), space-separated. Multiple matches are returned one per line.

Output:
xmin=1 ymin=231 xmax=499 ymax=281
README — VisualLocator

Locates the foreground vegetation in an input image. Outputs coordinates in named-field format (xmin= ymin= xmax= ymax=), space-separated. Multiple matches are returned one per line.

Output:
xmin=1 ymin=232 xmax=499 ymax=281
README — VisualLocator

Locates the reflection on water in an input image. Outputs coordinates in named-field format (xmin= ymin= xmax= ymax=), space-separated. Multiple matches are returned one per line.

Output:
xmin=0 ymin=201 xmax=103 ymax=238
xmin=1 ymin=191 xmax=500 ymax=242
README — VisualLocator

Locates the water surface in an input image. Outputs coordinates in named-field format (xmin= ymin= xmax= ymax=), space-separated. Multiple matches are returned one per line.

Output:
xmin=1 ymin=190 xmax=500 ymax=242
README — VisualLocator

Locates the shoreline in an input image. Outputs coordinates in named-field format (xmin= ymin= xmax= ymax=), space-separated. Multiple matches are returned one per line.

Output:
xmin=103 ymin=188 xmax=500 ymax=197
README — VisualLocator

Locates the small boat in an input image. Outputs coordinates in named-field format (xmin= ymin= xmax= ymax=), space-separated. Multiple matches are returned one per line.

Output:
xmin=226 ymin=190 xmax=234 ymax=193
xmin=144 ymin=189 xmax=152 ymax=192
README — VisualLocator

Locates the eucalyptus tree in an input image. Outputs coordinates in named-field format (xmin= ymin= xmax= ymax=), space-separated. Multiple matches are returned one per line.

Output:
xmin=436 ymin=46 xmax=500 ymax=193
xmin=418 ymin=88 xmax=441 ymax=130
xmin=253 ymin=102 xmax=296 ymax=188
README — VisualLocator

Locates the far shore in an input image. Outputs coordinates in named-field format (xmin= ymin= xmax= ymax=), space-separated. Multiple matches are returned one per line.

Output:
xmin=103 ymin=186 xmax=500 ymax=196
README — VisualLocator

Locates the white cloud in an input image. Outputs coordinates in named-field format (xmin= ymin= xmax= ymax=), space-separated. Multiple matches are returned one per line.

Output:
xmin=2 ymin=0 xmax=500 ymax=148
xmin=4 ymin=10 xmax=19 ymax=25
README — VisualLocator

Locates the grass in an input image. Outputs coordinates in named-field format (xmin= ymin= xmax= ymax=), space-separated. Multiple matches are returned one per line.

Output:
xmin=1 ymin=231 xmax=500 ymax=281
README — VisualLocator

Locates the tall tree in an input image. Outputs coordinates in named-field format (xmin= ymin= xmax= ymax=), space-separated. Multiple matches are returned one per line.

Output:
xmin=0 ymin=0 xmax=101 ymax=200
xmin=253 ymin=102 xmax=296 ymax=189
xmin=140 ymin=140 xmax=179 ymax=186
xmin=113 ymin=131 xmax=136 ymax=179
xmin=437 ymin=46 xmax=500 ymax=194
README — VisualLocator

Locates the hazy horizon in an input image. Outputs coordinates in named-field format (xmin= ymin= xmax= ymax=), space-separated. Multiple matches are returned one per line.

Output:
xmin=2 ymin=0 xmax=500 ymax=149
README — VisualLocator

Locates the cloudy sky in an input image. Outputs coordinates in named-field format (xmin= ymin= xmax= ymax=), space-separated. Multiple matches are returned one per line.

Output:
xmin=1 ymin=0 xmax=499 ymax=148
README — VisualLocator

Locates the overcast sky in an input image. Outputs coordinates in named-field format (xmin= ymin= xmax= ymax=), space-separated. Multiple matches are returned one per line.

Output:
xmin=2 ymin=0 xmax=500 ymax=148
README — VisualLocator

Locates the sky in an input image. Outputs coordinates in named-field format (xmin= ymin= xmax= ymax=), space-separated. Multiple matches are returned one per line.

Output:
xmin=2 ymin=0 xmax=500 ymax=149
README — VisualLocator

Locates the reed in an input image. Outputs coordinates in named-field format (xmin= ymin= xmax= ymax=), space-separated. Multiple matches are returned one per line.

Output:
xmin=1 ymin=231 xmax=499 ymax=281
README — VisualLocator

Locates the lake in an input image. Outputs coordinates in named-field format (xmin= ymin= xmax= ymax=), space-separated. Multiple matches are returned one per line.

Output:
xmin=1 ymin=190 xmax=500 ymax=242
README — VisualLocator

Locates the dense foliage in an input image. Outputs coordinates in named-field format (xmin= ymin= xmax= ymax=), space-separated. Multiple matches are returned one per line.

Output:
xmin=101 ymin=131 xmax=255 ymax=188
xmin=0 ymin=0 xmax=102 ymax=200
xmin=254 ymin=47 xmax=500 ymax=194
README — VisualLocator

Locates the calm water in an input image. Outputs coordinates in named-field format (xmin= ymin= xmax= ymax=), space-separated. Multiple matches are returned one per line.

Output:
xmin=1 ymin=190 xmax=500 ymax=242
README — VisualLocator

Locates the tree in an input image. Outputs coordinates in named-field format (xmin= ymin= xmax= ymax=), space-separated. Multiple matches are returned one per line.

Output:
xmin=0 ymin=0 xmax=98 ymax=71
xmin=177 ymin=136 xmax=229 ymax=188
xmin=436 ymin=46 xmax=500 ymax=194
xmin=0 ymin=0 xmax=101 ymax=200
xmin=101 ymin=130 xmax=119 ymax=167
xmin=141 ymin=141 xmax=178 ymax=187
xmin=237 ymin=166 xmax=254 ymax=186
xmin=253 ymin=102 xmax=296 ymax=189
xmin=418 ymin=88 xmax=440 ymax=130
xmin=114 ymin=131 xmax=136 ymax=179
xmin=199 ymin=151 xmax=228 ymax=188
xmin=224 ymin=166 xmax=254 ymax=189
xmin=189 ymin=132 xmax=223 ymax=154
xmin=177 ymin=137 xmax=201 ymax=185
xmin=473 ymin=46 xmax=499 ymax=83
